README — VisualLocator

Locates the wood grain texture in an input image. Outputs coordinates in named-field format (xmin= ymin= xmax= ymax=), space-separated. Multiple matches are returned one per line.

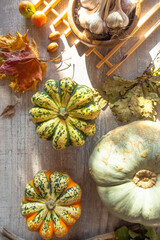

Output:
xmin=0 ymin=0 xmax=160 ymax=240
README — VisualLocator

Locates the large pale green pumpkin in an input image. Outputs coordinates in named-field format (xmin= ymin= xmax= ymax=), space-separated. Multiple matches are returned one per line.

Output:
xmin=89 ymin=121 xmax=160 ymax=226
xmin=29 ymin=78 xmax=100 ymax=150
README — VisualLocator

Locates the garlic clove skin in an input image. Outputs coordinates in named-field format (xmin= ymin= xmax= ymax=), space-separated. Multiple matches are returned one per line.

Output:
xmin=106 ymin=11 xmax=123 ymax=28
xmin=106 ymin=0 xmax=129 ymax=29
xmin=80 ymin=0 xmax=100 ymax=10
xmin=106 ymin=10 xmax=129 ymax=29
xmin=78 ymin=7 xmax=105 ymax=34
xmin=119 ymin=8 xmax=129 ymax=27
xmin=78 ymin=7 xmax=90 ymax=29
xmin=78 ymin=0 xmax=107 ymax=35
xmin=121 ymin=0 xmax=138 ymax=16
xmin=89 ymin=16 xmax=105 ymax=34
xmin=109 ymin=0 xmax=138 ymax=15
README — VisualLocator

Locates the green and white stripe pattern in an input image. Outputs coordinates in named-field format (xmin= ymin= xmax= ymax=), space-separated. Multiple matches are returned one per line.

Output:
xmin=21 ymin=170 xmax=81 ymax=239
xmin=29 ymin=78 xmax=101 ymax=149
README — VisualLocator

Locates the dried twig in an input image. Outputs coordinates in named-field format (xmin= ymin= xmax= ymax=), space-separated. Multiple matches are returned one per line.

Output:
xmin=72 ymin=64 xmax=75 ymax=79
xmin=38 ymin=49 xmax=72 ymax=67
xmin=104 ymin=0 xmax=111 ymax=20
xmin=1 ymin=227 xmax=24 ymax=240
xmin=20 ymin=50 xmax=72 ymax=67
xmin=85 ymin=232 xmax=115 ymax=240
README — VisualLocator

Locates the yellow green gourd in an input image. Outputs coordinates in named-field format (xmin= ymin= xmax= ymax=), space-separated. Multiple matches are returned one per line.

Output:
xmin=21 ymin=170 xmax=82 ymax=239
xmin=29 ymin=78 xmax=101 ymax=150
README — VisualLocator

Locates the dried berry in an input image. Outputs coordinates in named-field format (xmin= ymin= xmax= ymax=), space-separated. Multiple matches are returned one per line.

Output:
xmin=47 ymin=42 xmax=59 ymax=53
xmin=48 ymin=31 xmax=60 ymax=41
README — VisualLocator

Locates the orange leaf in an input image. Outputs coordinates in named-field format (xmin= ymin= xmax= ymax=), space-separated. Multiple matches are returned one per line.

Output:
xmin=0 ymin=31 xmax=29 ymax=52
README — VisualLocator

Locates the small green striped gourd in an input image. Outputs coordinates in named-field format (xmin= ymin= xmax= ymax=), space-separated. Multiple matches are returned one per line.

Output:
xmin=29 ymin=78 xmax=101 ymax=150
xmin=21 ymin=170 xmax=81 ymax=239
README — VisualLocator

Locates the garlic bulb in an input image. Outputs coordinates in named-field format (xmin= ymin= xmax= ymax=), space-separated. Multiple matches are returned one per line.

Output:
xmin=109 ymin=0 xmax=137 ymax=15
xmin=78 ymin=7 xmax=90 ymax=29
xmin=106 ymin=0 xmax=129 ymax=29
xmin=78 ymin=0 xmax=107 ymax=34
xmin=80 ymin=0 xmax=100 ymax=10
xmin=121 ymin=0 xmax=138 ymax=15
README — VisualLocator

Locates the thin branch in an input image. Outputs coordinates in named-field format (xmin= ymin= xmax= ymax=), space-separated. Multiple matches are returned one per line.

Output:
xmin=1 ymin=227 xmax=24 ymax=240
xmin=72 ymin=64 xmax=75 ymax=79
xmin=38 ymin=56 xmax=72 ymax=67
xmin=85 ymin=232 xmax=115 ymax=240
xmin=53 ymin=58 xmax=72 ymax=67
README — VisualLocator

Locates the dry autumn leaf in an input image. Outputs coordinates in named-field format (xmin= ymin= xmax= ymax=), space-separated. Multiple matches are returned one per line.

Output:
xmin=94 ymin=52 xmax=160 ymax=122
xmin=0 ymin=105 xmax=15 ymax=117
xmin=93 ymin=89 xmax=108 ymax=109
xmin=0 ymin=31 xmax=29 ymax=51
xmin=0 ymin=31 xmax=47 ymax=93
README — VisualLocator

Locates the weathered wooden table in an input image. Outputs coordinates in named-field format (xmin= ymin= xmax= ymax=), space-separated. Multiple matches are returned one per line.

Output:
xmin=0 ymin=0 xmax=160 ymax=239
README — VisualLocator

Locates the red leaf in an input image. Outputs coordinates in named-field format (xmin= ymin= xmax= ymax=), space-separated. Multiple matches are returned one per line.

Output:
xmin=0 ymin=45 xmax=43 ymax=92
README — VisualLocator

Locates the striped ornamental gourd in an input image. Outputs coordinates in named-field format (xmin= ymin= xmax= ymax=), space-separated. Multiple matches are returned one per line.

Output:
xmin=29 ymin=78 xmax=101 ymax=150
xmin=21 ymin=170 xmax=82 ymax=239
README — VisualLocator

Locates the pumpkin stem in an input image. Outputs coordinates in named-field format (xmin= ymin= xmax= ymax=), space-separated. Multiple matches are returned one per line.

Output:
xmin=133 ymin=169 xmax=157 ymax=189
xmin=46 ymin=201 xmax=56 ymax=210
xmin=58 ymin=107 xmax=69 ymax=120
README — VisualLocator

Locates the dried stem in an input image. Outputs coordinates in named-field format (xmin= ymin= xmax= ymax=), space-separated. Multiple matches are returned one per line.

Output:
xmin=85 ymin=232 xmax=115 ymax=240
xmin=116 ymin=0 xmax=121 ymax=10
xmin=140 ymin=82 xmax=146 ymax=98
xmin=104 ymin=0 xmax=112 ymax=19
xmin=85 ymin=1 xmax=102 ymax=15
xmin=38 ymin=53 xmax=72 ymax=67
xmin=52 ymin=58 xmax=72 ymax=67
xmin=20 ymin=56 xmax=72 ymax=67
xmin=72 ymin=63 xmax=75 ymax=79
xmin=17 ymin=49 xmax=72 ymax=67
xmin=1 ymin=227 xmax=24 ymax=240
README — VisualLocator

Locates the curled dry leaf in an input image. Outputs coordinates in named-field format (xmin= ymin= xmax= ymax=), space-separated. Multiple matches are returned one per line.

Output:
xmin=0 ymin=105 xmax=15 ymax=117
xmin=0 ymin=31 xmax=47 ymax=93
xmin=94 ymin=52 xmax=160 ymax=122
xmin=0 ymin=31 xmax=29 ymax=51
xmin=93 ymin=89 xmax=108 ymax=108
